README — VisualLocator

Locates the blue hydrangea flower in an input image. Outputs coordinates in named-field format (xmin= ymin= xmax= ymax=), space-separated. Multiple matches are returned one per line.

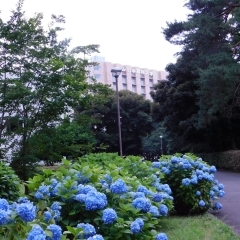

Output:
xmin=182 ymin=178 xmax=191 ymax=187
xmin=218 ymin=190 xmax=225 ymax=197
xmin=210 ymin=190 xmax=215 ymax=198
xmin=44 ymin=211 xmax=52 ymax=222
xmin=213 ymin=202 xmax=222 ymax=210
xmin=75 ymin=172 xmax=90 ymax=184
xmin=0 ymin=209 xmax=8 ymax=225
xmin=35 ymin=185 xmax=50 ymax=199
xmin=130 ymin=218 xmax=144 ymax=234
xmin=102 ymin=208 xmax=117 ymax=224
xmin=51 ymin=202 xmax=61 ymax=211
xmin=171 ymin=156 xmax=179 ymax=164
xmin=196 ymin=191 xmax=201 ymax=196
xmin=162 ymin=184 xmax=172 ymax=194
xmin=86 ymin=234 xmax=104 ymax=240
xmin=16 ymin=202 xmax=36 ymax=222
xmin=218 ymin=183 xmax=224 ymax=190
xmin=50 ymin=178 xmax=58 ymax=187
xmin=27 ymin=225 xmax=46 ymax=240
xmin=162 ymin=167 xmax=170 ymax=174
xmin=77 ymin=223 xmax=96 ymax=238
xmin=152 ymin=162 xmax=161 ymax=168
xmin=0 ymin=198 xmax=9 ymax=211
xmin=35 ymin=192 xmax=44 ymax=200
xmin=182 ymin=162 xmax=192 ymax=169
xmin=199 ymin=200 xmax=205 ymax=207
xmin=17 ymin=197 xmax=30 ymax=204
xmin=134 ymin=192 xmax=146 ymax=198
xmin=75 ymin=194 xmax=86 ymax=203
xmin=78 ymin=185 xmax=97 ymax=194
xmin=137 ymin=185 xmax=150 ymax=195
xmin=132 ymin=197 xmax=151 ymax=212
xmin=53 ymin=210 xmax=61 ymax=222
xmin=149 ymin=205 xmax=160 ymax=217
xmin=156 ymin=232 xmax=168 ymax=240
xmin=152 ymin=193 xmax=163 ymax=202
xmin=47 ymin=224 xmax=62 ymax=240
xmin=51 ymin=182 xmax=62 ymax=196
xmin=159 ymin=204 xmax=168 ymax=216
xmin=209 ymin=166 xmax=217 ymax=173
xmin=190 ymin=177 xmax=198 ymax=184
xmin=85 ymin=190 xmax=107 ymax=211
xmin=110 ymin=179 xmax=128 ymax=194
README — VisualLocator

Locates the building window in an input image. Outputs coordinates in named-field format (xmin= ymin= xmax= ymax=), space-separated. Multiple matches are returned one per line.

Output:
xmin=132 ymin=77 xmax=136 ymax=85
xmin=149 ymin=79 xmax=153 ymax=87
xmin=141 ymin=86 xmax=145 ymax=94
xmin=112 ymin=82 xmax=116 ymax=90
xmin=150 ymin=87 xmax=154 ymax=91
xmin=132 ymin=85 xmax=136 ymax=93
xmin=93 ymin=65 xmax=101 ymax=70
xmin=122 ymin=75 xmax=127 ymax=84
xmin=122 ymin=83 xmax=127 ymax=90
xmin=141 ymin=78 xmax=145 ymax=86
xmin=94 ymin=74 xmax=101 ymax=80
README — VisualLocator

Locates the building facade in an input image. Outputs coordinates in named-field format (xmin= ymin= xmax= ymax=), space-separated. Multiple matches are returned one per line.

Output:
xmin=88 ymin=56 xmax=168 ymax=100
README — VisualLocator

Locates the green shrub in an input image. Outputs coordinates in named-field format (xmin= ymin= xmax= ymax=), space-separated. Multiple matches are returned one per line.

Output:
xmin=23 ymin=153 xmax=173 ymax=239
xmin=200 ymin=150 xmax=240 ymax=172
xmin=152 ymin=153 xmax=225 ymax=215
xmin=0 ymin=161 xmax=21 ymax=201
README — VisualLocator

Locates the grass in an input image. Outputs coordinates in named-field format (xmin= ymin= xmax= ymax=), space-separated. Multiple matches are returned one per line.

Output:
xmin=159 ymin=213 xmax=240 ymax=240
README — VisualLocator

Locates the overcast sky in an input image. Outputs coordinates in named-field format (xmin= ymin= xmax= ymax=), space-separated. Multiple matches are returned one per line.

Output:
xmin=1 ymin=0 xmax=190 ymax=71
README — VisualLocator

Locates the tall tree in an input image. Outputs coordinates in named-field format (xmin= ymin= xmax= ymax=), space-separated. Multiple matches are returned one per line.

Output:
xmin=0 ymin=0 xmax=99 ymax=179
xmin=77 ymin=90 xmax=153 ymax=156
xmin=152 ymin=0 xmax=240 ymax=153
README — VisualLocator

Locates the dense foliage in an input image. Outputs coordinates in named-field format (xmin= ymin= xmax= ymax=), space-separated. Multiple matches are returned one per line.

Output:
xmin=77 ymin=90 xmax=153 ymax=156
xmin=0 ymin=0 xmax=99 ymax=179
xmin=0 ymin=161 xmax=21 ymax=201
xmin=151 ymin=0 xmax=240 ymax=153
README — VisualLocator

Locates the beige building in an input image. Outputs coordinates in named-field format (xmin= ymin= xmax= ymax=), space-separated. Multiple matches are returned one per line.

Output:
xmin=88 ymin=56 xmax=168 ymax=100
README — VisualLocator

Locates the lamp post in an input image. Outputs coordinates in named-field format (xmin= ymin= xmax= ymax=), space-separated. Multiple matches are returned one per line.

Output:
xmin=160 ymin=135 xmax=163 ymax=156
xmin=111 ymin=67 xmax=123 ymax=156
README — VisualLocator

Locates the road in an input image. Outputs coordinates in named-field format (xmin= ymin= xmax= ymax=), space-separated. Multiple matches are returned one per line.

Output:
xmin=211 ymin=170 xmax=240 ymax=236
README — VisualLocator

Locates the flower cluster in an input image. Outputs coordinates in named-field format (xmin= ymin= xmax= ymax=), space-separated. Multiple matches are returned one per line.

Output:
xmin=110 ymin=179 xmax=128 ymax=194
xmin=35 ymin=185 xmax=50 ymax=200
xmin=102 ymin=208 xmax=117 ymax=224
xmin=132 ymin=197 xmax=151 ymax=212
xmin=130 ymin=218 xmax=144 ymax=234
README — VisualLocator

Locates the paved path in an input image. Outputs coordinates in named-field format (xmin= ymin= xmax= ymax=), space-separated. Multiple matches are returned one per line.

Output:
xmin=211 ymin=170 xmax=240 ymax=236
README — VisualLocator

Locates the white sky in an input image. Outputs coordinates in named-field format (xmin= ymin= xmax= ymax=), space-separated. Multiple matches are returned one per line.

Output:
xmin=1 ymin=0 xmax=190 ymax=71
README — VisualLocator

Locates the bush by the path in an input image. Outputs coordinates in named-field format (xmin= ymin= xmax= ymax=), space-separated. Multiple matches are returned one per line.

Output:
xmin=153 ymin=153 xmax=225 ymax=215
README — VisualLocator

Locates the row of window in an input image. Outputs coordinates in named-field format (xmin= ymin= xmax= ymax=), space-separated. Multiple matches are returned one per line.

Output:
xmin=94 ymin=74 xmax=154 ymax=87
xmin=114 ymin=75 xmax=154 ymax=87
xmin=111 ymin=83 xmax=154 ymax=94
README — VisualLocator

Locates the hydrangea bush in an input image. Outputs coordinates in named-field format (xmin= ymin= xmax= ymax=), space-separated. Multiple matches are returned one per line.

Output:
xmin=0 ymin=153 xmax=173 ymax=239
xmin=152 ymin=153 xmax=225 ymax=215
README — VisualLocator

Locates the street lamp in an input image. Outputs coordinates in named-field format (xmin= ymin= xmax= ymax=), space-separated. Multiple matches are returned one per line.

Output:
xmin=111 ymin=67 xmax=123 ymax=156
xmin=160 ymin=135 xmax=163 ymax=156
